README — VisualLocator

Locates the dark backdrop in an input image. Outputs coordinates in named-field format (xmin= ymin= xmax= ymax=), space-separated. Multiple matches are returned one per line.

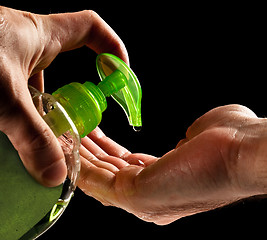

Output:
xmin=1 ymin=1 xmax=266 ymax=239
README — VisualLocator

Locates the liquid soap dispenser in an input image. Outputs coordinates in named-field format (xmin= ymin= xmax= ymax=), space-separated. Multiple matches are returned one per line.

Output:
xmin=0 ymin=53 xmax=142 ymax=240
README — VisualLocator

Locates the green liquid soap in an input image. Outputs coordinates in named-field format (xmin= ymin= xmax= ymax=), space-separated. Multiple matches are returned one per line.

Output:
xmin=0 ymin=132 xmax=62 ymax=240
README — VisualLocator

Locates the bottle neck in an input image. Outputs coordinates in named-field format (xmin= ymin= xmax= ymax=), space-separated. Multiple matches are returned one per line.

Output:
xmin=83 ymin=82 xmax=107 ymax=112
xmin=53 ymin=82 xmax=107 ymax=138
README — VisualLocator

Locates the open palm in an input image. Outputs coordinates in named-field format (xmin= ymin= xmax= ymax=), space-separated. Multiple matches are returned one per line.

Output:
xmin=78 ymin=105 xmax=267 ymax=225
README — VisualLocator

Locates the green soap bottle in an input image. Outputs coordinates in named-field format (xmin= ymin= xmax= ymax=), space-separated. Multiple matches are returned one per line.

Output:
xmin=0 ymin=53 xmax=142 ymax=240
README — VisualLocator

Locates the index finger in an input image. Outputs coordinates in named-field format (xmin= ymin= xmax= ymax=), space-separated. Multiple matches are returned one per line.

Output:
xmin=88 ymin=127 xmax=131 ymax=158
xmin=43 ymin=10 xmax=129 ymax=64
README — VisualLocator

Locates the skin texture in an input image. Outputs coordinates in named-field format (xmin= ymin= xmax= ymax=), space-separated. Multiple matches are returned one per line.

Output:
xmin=0 ymin=6 xmax=128 ymax=187
xmin=2 ymin=6 xmax=267 ymax=226
xmin=78 ymin=105 xmax=267 ymax=225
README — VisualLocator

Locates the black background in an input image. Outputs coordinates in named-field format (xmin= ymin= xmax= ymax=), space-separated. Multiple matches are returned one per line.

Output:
xmin=1 ymin=1 xmax=267 ymax=239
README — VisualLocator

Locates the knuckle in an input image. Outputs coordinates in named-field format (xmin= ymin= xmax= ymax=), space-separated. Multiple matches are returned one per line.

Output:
xmin=83 ymin=9 xmax=99 ymax=19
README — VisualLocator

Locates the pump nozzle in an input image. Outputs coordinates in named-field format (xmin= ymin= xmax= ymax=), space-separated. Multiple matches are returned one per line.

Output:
xmin=96 ymin=53 xmax=142 ymax=128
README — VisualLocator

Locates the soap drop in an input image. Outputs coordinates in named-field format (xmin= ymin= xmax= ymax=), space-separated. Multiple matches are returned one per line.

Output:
xmin=133 ymin=126 xmax=142 ymax=132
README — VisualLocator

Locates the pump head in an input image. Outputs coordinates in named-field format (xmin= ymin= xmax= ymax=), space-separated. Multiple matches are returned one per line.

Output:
xmin=96 ymin=53 xmax=142 ymax=128
xmin=52 ymin=53 xmax=142 ymax=138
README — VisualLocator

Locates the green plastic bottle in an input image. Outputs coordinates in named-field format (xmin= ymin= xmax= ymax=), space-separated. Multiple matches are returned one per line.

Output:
xmin=0 ymin=53 xmax=142 ymax=240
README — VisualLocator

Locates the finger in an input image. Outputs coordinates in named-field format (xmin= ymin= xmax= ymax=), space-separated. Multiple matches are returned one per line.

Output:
xmin=88 ymin=127 xmax=131 ymax=158
xmin=185 ymin=104 xmax=258 ymax=141
xmin=124 ymin=153 xmax=158 ymax=167
xmin=1 ymin=82 xmax=67 ymax=187
xmin=87 ymin=128 xmax=158 ymax=167
xmin=80 ymin=144 xmax=120 ymax=173
xmin=81 ymin=135 xmax=108 ymax=158
xmin=28 ymin=70 xmax=44 ymax=92
xmin=78 ymin=155 xmax=116 ymax=205
xmin=43 ymin=10 xmax=129 ymax=64
xmin=176 ymin=138 xmax=189 ymax=148
xmin=81 ymin=136 xmax=129 ymax=169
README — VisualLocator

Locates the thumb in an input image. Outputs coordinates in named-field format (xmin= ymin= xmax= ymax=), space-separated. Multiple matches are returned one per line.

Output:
xmin=2 ymin=86 xmax=67 ymax=187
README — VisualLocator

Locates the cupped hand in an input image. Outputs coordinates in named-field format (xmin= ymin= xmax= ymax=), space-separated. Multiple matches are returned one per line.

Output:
xmin=78 ymin=105 xmax=267 ymax=225
xmin=0 ymin=6 xmax=128 ymax=186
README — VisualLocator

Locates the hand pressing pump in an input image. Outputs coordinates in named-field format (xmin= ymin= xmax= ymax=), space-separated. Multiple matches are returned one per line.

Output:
xmin=0 ymin=53 xmax=142 ymax=240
